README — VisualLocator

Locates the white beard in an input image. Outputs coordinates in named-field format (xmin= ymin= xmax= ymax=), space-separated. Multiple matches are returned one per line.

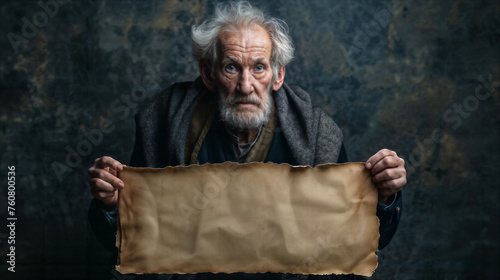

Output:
xmin=218 ymin=88 xmax=272 ymax=130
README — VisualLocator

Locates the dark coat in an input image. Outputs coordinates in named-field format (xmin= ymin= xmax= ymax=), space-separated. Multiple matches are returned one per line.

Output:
xmin=129 ymin=77 xmax=344 ymax=168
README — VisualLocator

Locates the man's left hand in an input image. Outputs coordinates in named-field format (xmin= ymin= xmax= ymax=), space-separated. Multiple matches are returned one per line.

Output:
xmin=365 ymin=149 xmax=406 ymax=205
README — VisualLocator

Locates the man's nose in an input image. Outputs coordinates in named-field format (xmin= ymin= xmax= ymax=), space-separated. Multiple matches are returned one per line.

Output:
xmin=237 ymin=70 xmax=253 ymax=95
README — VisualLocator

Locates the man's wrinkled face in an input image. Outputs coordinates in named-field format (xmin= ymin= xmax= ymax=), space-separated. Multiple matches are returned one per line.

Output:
xmin=213 ymin=25 xmax=274 ymax=130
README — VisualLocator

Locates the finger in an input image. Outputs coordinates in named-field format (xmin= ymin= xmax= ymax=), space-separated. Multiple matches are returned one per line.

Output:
xmin=372 ymin=167 xmax=403 ymax=183
xmin=88 ymin=167 xmax=124 ymax=190
xmin=94 ymin=156 xmax=124 ymax=173
xmin=376 ymin=176 xmax=407 ymax=196
xmin=100 ymin=195 xmax=118 ymax=208
xmin=91 ymin=188 xmax=118 ymax=207
xmin=89 ymin=179 xmax=118 ymax=208
xmin=89 ymin=178 xmax=116 ymax=194
xmin=365 ymin=149 xmax=396 ymax=169
xmin=370 ymin=156 xmax=405 ymax=176
xmin=92 ymin=189 xmax=117 ymax=201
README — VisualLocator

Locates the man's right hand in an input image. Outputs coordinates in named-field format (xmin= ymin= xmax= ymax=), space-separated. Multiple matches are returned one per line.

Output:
xmin=88 ymin=156 xmax=124 ymax=210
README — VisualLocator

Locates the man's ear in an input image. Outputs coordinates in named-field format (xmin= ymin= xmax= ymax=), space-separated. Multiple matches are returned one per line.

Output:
xmin=199 ymin=60 xmax=216 ymax=92
xmin=272 ymin=66 xmax=286 ymax=91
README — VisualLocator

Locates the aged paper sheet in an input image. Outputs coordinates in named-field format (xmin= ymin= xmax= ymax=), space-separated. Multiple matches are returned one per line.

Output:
xmin=116 ymin=162 xmax=379 ymax=276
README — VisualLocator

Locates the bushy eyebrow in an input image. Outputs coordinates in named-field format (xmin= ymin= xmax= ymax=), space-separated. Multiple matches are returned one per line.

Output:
xmin=253 ymin=58 xmax=268 ymax=65
xmin=221 ymin=57 xmax=269 ymax=65
xmin=221 ymin=57 xmax=240 ymax=65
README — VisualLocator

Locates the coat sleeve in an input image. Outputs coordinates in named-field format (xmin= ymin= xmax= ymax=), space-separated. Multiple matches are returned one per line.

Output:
xmin=88 ymin=198 xmax=118 ymax=253
xmin=377 ymin=192 xmax=403 ymax=249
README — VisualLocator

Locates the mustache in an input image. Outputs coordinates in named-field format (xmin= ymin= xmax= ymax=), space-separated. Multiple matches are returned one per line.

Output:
xmin=225 ymin=95 xmax=262 ymax=106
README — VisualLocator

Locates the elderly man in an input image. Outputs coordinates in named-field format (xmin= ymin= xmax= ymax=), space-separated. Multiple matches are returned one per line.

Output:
xmin=88 ymin=1 xmax=406 ymax=279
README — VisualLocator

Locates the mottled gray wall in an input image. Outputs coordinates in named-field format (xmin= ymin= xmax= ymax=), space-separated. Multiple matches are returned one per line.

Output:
xmin=1 ymin=0 xmax=499 ymax=279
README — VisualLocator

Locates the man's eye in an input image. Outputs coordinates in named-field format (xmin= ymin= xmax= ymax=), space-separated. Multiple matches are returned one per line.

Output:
xmin=225 ymin=65 xmax=237 ymax=72
xmin=255 ymin=65 xmax=264 ymax=72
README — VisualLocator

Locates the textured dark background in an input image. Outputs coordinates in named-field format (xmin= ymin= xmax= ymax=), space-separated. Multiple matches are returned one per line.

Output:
xmin=1 ymin=0 xmax=499 ymax=279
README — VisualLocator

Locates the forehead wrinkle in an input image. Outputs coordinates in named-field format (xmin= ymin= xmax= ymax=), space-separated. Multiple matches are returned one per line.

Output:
xmin=222 ymin=45 xmax=270 ymax=59
xmin=217 ymin=26 xmax=272 ymax=65
xmin=223 ymin=43 xmax=269 ymax=53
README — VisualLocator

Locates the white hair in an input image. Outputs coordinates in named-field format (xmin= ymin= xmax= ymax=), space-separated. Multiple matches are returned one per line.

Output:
xmin=191 ymin=1 xmax=294 ymax=78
